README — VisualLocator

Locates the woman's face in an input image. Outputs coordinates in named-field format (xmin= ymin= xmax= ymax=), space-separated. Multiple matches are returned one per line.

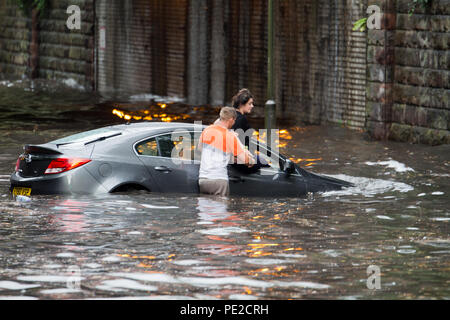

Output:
xmin=240 ymin=98 xmax=254 ymax=114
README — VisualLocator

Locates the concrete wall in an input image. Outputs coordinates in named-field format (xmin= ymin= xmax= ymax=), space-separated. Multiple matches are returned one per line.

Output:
xmin=274 ymin=0 xmax=368 ymax=129
xmin=96 ymin=0 xmax=187 ymax=98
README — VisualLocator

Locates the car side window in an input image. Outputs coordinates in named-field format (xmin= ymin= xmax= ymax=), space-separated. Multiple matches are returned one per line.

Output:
xmin=157 ymin=133 xmax=197 ymax=160
xmin=136 ymin=138 xmax=158 ymax=156
xmin=157 ymin=134 xmax=175 ymax=158
xmin=136 ymin=131 xmax=203 ymax=160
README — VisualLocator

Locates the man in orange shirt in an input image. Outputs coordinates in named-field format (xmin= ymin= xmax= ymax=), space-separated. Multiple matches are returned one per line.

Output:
xmin=198 ymin=107 xmax=255 ymax=196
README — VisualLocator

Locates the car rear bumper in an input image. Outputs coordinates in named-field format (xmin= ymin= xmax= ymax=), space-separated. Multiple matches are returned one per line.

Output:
xmin=10 ymin=167 xmax=108 ymax=195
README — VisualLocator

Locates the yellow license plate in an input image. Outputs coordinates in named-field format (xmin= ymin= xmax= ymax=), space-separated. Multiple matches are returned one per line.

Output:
xmin=13 ymin=187 xmax=32 ymax=196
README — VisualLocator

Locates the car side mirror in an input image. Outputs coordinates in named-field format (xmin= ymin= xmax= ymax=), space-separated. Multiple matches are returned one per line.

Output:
xmin=283 ymin=159 xmax=296 ymax=175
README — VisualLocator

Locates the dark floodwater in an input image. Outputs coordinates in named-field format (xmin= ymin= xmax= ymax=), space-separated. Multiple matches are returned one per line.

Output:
xmin=0 ymin=79 xmax=448 ymax=300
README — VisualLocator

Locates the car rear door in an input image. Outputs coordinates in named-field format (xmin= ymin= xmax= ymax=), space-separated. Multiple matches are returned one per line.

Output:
xmin=135 ymin=131 xmax=200 ymax=194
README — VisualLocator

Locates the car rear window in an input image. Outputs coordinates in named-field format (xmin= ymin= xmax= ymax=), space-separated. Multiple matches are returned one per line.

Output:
xmin=50 ymin=128 xmax=119 ymax=145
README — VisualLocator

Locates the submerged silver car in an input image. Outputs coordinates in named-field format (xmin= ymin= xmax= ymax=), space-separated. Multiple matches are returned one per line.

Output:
xmin=10 ymin=122 xmax=353 ymax=197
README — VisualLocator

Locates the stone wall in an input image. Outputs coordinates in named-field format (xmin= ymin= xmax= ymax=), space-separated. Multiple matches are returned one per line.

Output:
xmin=367 ymin=0 xmax=450 ymax=145
xmin=0 ymin=1 xmax=31 ymax=77
xmin=0 ymin=0 xmax=94 ymax=89
xmin=39 ymin=0 xmax=95 ymax=90
xmin=1 ymin=0 xmax=448 ymax=144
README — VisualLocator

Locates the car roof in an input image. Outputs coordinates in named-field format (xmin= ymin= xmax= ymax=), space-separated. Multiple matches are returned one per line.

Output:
xmin=111 ymin=122 xmax=207 ymax=136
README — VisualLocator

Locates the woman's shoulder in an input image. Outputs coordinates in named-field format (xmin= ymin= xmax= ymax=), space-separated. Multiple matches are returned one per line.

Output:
xmin=233 ymin=113 xmax=251 ymax=131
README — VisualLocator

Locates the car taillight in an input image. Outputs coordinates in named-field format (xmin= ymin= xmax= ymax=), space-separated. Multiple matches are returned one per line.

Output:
xmin=45 ymin=158 xmax=91 ymax=175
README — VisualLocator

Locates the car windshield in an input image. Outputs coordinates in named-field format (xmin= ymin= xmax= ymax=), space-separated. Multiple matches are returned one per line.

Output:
xmin=50 ymin=128 xmax=120 ymax=145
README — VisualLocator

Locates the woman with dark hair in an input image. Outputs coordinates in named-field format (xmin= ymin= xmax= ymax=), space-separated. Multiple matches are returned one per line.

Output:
xmin=214 ymin=88 xmax=255 ymax=146
xmin=231 ymin=88 xmax=254 ymax=133
xmin=222 ymin=89 xmax=267 ymax=172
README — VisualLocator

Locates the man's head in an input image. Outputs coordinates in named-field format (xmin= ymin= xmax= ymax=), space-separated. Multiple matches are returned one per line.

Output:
xmin=219 ymin=107 xmax=237 ymax=129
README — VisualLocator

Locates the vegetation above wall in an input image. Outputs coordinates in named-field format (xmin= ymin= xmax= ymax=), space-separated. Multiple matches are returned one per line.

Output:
xmin=408 ymin=0 xmax=430 ymax=15
xmin=353 ymin=0 xmax=431 ymax=32
xmin=11 ymin=0 xmax=49 ymax=17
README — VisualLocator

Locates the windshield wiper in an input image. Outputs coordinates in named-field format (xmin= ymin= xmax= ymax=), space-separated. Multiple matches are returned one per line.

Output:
xmin=84 ymin=133 xmax=122 ymax=145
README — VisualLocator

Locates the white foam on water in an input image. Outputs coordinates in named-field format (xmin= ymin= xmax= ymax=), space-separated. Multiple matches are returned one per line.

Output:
xmin=431 ymin=192 xmax=444 ymax=196
xmin=56 ymin=252 xmax=75 ymax=258
xmin=127 ymin=231 xmax=142 ymax=235
xmin=198 ymin=227 xmax=249 ymax=236
xmin=176 ymin=276 xmax=275 ymax=288
xmin=397 ymin=249 xmax=416 ymax=254
xmin=0 ymin=281 xmax=40 ymax=290
xmin=43 ymin=264 xmax=62 ymax=269
xmin=110 ymin=272 xmax=330 ymax=290
xmin=322 ymin=249 xmax=341 ymax=257
xmin=17 ymin=275 xmax=85 ymax=283
xmin=365 ymin=160 xmax=414 ymax=173
xmin=97 ymin=279 xmax=157 ymax=292
xmin=277 ymin=281 xmax=331 ymax=289
xmin=430 ymin=217 xmax=450 ymax=222
xmin=141 ymin=204 xmax=179 ymax=209
xmin=376 ymin=215 xmax=395 ymax=220
xmin=83 ymin=263 xmax=102 ymax=269
xmin=0 ymin=296 xmax=38 ymax=300
xmin=102 ymin=255 xmax=122 ymax=262
xmin=171 ymin=260 xmax=205 ymax=266
xmin=320 ymin=174 xmax=414 ymax=197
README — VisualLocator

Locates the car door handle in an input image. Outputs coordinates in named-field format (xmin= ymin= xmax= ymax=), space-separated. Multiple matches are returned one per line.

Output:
xmin=229 ymin=176 xmax=244 ymax=183
xmin=154 ymin=166 xmax=172 ymax=172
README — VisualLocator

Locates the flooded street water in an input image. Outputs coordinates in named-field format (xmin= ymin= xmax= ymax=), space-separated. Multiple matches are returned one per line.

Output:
xmin=0 ymin=79 xmax=448 ymax=300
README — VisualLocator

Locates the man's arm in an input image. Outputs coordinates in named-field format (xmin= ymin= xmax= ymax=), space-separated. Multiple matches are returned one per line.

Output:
xmin=236 ymin=149 xmax=256 ymax=167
